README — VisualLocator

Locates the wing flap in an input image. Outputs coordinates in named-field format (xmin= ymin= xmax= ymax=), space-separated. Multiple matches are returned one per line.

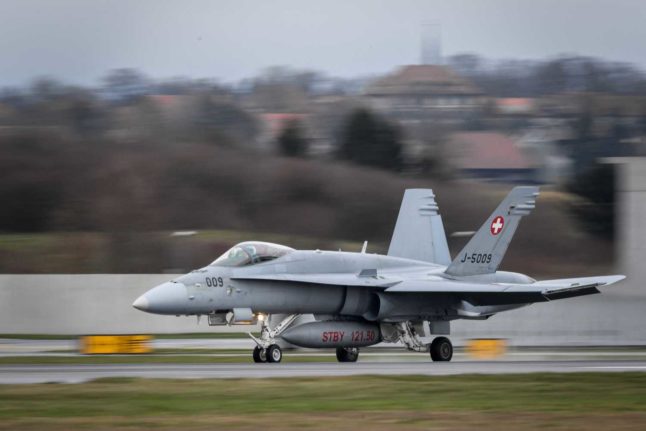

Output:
xmin=536 ymin=275 xmax=625 ymax=300
xmin=533 ymin=275 xmax=625 ymax=288
xmin=542 ymin=285 xmax=600 ymax=301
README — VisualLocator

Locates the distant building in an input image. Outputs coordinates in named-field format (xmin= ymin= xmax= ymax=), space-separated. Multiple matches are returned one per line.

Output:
xmin=447 ymin=132 xmax=537 ymax=183
xmin=538 ymin=94 xmax=646 ymax=118
xmin=363 ymin=65 xmax=485 ymax=119
xmin=495 ymin=98 xmax=535 ymax=116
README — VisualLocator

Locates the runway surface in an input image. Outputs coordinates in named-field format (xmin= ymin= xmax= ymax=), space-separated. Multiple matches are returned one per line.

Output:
xmin=2 ymin=360 xmax=646 ymax=384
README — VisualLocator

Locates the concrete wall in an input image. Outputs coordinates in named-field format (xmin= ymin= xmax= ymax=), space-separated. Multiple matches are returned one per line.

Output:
xmin=451 ymin=293 xmax=646 ymax=346
xmin=0 ymin=274 xmax=236 ymax=334
xmin=1 ymin=158 xmax=645 ymax=344
xmin=616 ymin=157 xmax=646 ymax=296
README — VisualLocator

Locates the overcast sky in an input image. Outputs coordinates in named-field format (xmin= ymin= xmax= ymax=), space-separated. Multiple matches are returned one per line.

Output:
xmin=1 ymin=0 xmax=645 ymax=87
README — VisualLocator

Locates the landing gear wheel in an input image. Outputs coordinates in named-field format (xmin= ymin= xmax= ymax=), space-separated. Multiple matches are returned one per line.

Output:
xmin=336 ymin=347 xmax=359 ymax=362
xmin=267 ymin=344 xmax=283 ymax=363
xmin=253 ymin=346 xmax=267 ymax=363
xmin=430 ymin=337 xmax=453 ymax=362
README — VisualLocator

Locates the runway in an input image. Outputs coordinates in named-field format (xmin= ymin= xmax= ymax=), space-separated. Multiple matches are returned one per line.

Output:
xmin=2 ymin=360 xmax=646 ymax=384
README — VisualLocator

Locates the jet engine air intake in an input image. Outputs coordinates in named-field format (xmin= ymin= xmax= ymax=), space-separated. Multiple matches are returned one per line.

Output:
xmin=338 ymin=288 xmax=380 ymax=321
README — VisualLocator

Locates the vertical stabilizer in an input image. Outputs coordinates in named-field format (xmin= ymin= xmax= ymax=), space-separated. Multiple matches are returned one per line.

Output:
xmin=445 ymin=186 xmax=539 ymax=277
xmin=388 ymin=189 xmax=451 ymax=265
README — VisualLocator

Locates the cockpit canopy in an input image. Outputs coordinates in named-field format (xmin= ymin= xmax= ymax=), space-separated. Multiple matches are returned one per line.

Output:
xmin=210 ymin=241 xmax=294 ymax=267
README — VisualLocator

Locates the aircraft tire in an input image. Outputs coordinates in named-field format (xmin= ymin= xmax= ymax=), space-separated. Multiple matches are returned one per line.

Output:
xmin=267 ymin=344 xmax=283 ymax=363
xmin=253 ymin=346 xmax=267 ymax=363
xmin=430 ymin=337 xmax=453 ymax=362
xmin=336 ymin=347 xmax=359 ymax=362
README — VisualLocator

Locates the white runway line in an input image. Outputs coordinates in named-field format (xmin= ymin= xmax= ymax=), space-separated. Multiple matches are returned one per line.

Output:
xmin=3 ymin=361 xmax=646 ymax=384
xmin=584 ymin=366 xmax=646 ymax=370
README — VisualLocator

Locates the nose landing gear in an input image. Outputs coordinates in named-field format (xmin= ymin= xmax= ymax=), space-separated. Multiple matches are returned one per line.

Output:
xmin=249 ymin=314 xmax=299 ymax=363
xmin=252 ymin=344 xmax=283 ymax=363
xmin=252 ymin=346 xmax=267 ymax=363
xmin=266 ymin=344 xmax=283 ymax=363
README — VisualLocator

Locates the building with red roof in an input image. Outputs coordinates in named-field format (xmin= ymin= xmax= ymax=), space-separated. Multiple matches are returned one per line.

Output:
xmin=448 ymin=132 xmax=538 ymax=183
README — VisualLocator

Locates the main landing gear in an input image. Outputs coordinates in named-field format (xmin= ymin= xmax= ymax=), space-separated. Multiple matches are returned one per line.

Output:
xmin=386 ymin=322 xmax=453 ymax=362
xmin=429 ymin=336 xmax=453 ymax=362
xmin=336 ymin=347 xmax=359 ymax=362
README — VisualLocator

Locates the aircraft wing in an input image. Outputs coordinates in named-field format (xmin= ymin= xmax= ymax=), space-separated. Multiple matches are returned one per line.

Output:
xmin=385 ymin=275 xmax=625 ymax=305
xmin=231 ymin=273 xmax=401 ymax=288
xmin=530 ymin=275 xmax=625 ymax=299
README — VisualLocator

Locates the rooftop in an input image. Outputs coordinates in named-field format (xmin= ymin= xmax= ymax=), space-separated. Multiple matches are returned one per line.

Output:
xmin=449 ymin=132 xmax=533 ymax=170
xmin=365 ymin=65 xmax=482 ymax=97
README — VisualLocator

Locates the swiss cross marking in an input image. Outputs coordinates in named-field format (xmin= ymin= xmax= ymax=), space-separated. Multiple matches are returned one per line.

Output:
xmin=490 ymin=216 xmax=505 ymax=235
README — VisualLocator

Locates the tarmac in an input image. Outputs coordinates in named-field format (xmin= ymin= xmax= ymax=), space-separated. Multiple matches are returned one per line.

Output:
xmin=2 ymin=360 xmax=646 ymax=384
xmin=4 ymin=337 xmax=646 ymax=354
xmin=3 ymin=337 xmax=646 ymax=384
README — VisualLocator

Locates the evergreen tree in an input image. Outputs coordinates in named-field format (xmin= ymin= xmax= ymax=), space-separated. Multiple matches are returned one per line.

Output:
xmin=338 ymin=108 xmax=402 ymax=171
xmin=278 ymin=119 xmax=308 ymax=157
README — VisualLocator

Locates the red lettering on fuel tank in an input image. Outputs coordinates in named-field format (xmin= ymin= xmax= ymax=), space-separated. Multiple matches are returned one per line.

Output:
xmin=321 ymin=331 xmax=345 ymax=343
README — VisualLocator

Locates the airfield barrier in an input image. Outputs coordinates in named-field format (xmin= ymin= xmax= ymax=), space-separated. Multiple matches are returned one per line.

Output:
xmin=80 ymin=334 xmax=152 ymax=354
xmin=466 ymin=339 xmax=507 ymax=359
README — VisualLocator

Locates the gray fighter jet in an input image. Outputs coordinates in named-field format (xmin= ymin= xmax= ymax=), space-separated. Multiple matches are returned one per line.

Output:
xmin=133 ymin=187 xmax=624 ymax=363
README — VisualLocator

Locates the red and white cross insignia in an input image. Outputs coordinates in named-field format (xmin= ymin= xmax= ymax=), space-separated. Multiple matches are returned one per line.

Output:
xmin=490 ymin=216 xmax=505 ymax=235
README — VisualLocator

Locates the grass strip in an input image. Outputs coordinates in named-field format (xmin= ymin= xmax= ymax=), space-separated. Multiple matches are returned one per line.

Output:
xmin=0 ymin=373 xmax=645 ymax=429
xmin=1 ymin=373 xmax=645 ymax=414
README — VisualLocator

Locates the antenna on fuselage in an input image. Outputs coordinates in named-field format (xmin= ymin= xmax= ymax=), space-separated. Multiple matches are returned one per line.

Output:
xmin=361 ymin=241 xmax=368 ymax=254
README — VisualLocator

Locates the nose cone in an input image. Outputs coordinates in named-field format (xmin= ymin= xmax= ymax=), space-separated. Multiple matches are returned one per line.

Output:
xmin=132 ymin=295 xmax=149 ymax=311
xmin=132 ymin=281 xmax=188 ymax=314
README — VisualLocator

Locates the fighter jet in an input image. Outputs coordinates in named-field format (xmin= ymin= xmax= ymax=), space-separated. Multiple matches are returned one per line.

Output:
xmin=133 ymin=187 xmax=624 ymax=363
